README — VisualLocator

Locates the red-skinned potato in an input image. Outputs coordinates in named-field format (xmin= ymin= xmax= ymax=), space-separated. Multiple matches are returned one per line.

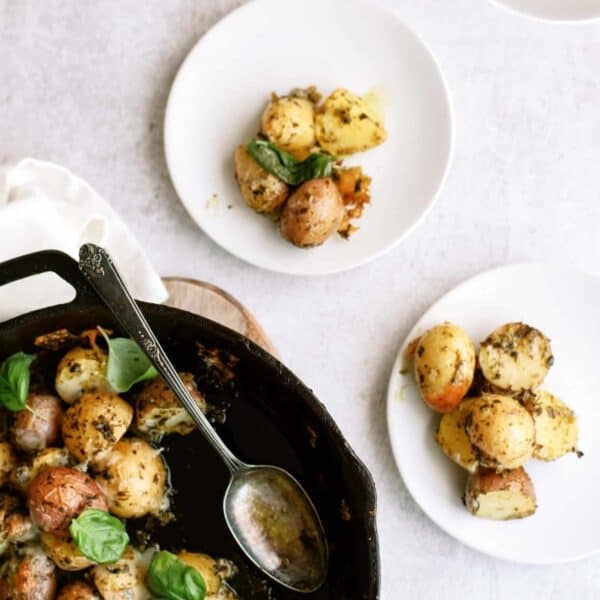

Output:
xmin=11 ymin=393 xmax=63 ymax=454
xmin=0 ymin=544 xmax=57 ymax=600
xmin=27 ymin=466 xmax=108 ymax=538
xmin=57 ymin=581 xmax=101 ymax=600
xmin=413 ymin=323 xmax=476 ymax=413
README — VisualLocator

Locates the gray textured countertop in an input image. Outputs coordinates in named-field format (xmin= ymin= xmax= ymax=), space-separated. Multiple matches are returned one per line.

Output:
xmin=2 ymin=0 xmax=600 ymax=597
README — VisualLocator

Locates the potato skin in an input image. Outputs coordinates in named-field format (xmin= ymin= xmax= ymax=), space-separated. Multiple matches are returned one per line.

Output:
xmin=315 ymin=88 xmax=386 ymax=156
xmin=466 ymin=395 xmax=535 ymax=470
xmin=11 ymin=394 xmax=63 ymax=454
xmin=95 ymin=438 xmax=167 ymax=519
xmin=280 ymin=177 xmax=344 ymax=247
xmin=91 ymin=546 xmax=148 ymax=600
xmin=413 ymin=323 xmax=476 ymax=413
xmin=0 ymin=442 xmax=17 ymax=488
xmin=523 ymin=390 xmax=579 ymax=461
xmin=261 ymin=96 xmax=316 ymax=160
xmin=0 ymin=493 xmax=36 ymax=547
xmin=11 ymin=448 xmax=71 ymax=493
xmin=135 ymin=373 xmax=206 ymax=440
xmin=62 ymin=393 xmax=133 ymax=464
xmin=435 ymin=399 xmax=478 ymax=472
xmin=234 ymin=145 xmax=290 ymax=214
xmin=465 ymin=467 xmax=537 ymax=520
xmin=41 ymin=532 xmax=95 ymax=571
xmin=57 ymin=581 xmax=100 ymax=600
xmin=27 ymin=467 xmax=108 ymax=538
xmin=479 ymin=323 xmax=553 ymax=392
xmin=55 ymin=347 xmax=113 ymax=404
xmin=178 ymin=552 xmax=222 ymax=595
xmin=0 ymin=545 xmax=57 ymax=600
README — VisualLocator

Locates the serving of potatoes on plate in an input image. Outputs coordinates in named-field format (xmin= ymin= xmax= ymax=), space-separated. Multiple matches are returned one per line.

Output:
xmin=408 ymin=321 xmax=580 ymax=521
xmin=234 ymin=86 xmax=387 ymax=247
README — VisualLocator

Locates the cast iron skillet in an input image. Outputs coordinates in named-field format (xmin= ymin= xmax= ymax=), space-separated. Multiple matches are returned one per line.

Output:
xmin=0 ymin=250 xmax=379 ymax=600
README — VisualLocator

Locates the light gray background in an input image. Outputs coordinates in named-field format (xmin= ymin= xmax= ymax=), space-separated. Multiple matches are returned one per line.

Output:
xmin=1 ymin=1 xmax=600 ymax=598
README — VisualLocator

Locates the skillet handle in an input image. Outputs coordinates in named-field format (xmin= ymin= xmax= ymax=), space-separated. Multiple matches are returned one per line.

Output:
xmin=0 ymin=249 xmax=98 ymax=310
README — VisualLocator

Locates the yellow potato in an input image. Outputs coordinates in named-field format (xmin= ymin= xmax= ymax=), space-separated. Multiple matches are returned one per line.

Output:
xmin=413 ymin=323 xmax=476 ymax=413
xmin=523 ymin=390 xmax=579 ymax=461
xmin=261 ymin=96 xmax=316 ymax=160
xmin=465 ymin=467 xmax=537 ymax=520
xmin=41 ymin=532 xmax=95 ymax=571
xmin=11 ymin=447 xmax=71 ymax=493
xmin=479 ymin=323 xmax=553 ymax=392
xmin=466 ymin=395 xmax=535 ymax=470
xmin=92 ymin=546 xmax=148 ymax=600
xmin=435 ymin=399 xmax=478 ymax=472
xmin=315 ymin=88 xmax=386 ymax=156
xmin=0 ymin=441 xmax=16 ymax=488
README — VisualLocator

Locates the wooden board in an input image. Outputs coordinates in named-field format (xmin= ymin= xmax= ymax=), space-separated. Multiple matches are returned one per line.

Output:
xmin=162 ymin=277 xmax=279 ymax=358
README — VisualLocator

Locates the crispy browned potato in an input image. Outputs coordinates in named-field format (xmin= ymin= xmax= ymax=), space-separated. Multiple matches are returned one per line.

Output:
xmin=280 ymin=177 xmax=344 ymax=247
xmin=95 ymin=438 xmax=167 ymax=519
xmin=435 ymin=399 xmax=478 ymax=472
xmin=55 ymin=346 xmax=113 ymax=404
xmin=11 ymin=447 xmax=71 ymax=493
xmin=11 ymin=394 xmax=63 ymax=454
xmin=261 ymin=96 xmax=316 ymax=160
xmin=479 ymin=323 xmax=553 ymax=392
xmin=234 ymin=145 xmax=290 ymax=214
xmin=465 ymin=395 xmax=535 ymax=470
xmin=465 ymin=467 xmax=537 ymax=520
xmin=413 ymin=323 xmax=476 ymax=413
xmin=62 ymin=393 xmax=133 ymax=464
xmin=523 ymin=390 xmax=579 ymax=461
xmin=27 ymin=467 xmax=108 ymax=538
xmin=0 ymin=442 xmax=16 ymax=488
xmin=41 ymin=532 xmax=95 ymax=571
xmin=0 ymin=544 xmax=57 ymax=600
xmin=135 ymin=373 xmax=206 ymax=440
xmin=57 ymin=581 xmax=101 ymax=600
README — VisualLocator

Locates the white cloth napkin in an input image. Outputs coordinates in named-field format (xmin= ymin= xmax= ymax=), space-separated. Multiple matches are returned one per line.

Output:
xmin=0 ymin=158 xmax=167 ymax=321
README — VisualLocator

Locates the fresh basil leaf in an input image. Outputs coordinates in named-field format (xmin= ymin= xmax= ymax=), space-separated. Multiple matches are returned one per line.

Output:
xmin=0 ymin=352 xmax=34 ymax=412
xmin=69 ymin=508 xmax=129 ymax=564
xmin=147 ymin=550 xmax=206 ymax=600
xmin=99 ymin=327 xmax=158 ymax=393
xmin=246 ymin=139 xmax=333 ymax=185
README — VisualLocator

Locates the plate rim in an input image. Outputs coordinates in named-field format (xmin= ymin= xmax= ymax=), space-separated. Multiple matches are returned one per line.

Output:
xmin=386 ymin=261 xmax=600 ymax=565
xmin=488 ymin=0 xmax=600 ymax=24
xmin=163 ymin=0 xmax=455 ymax=276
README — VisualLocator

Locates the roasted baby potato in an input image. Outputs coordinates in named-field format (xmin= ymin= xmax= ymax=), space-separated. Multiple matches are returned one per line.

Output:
xmin=234 ymin=145 xmax=290 ymax=213
xmin=465 ymin=395 xmax=535 ymax=470
xmin=27 ymin=466 xmax=108 ymax=537
xmin=135 ymin=373 xmax=206 ymax=440
xmin=0 ymin=494 xmax=37 ymax=551
xmin=91 ymin=546 xmax=148 ymax=600
xmin=279 ymin=177 xmax=344 ymax=247
xmin=315 ymin=88 xmax=387 ymax=156
xmin=57 ymin=581 xmax=101 ymax=600
xmin=62 ymin=392 xmax=133 ymax=464
xmin=55 ymin=346 xmax=113 ymax=404
xmin=413 ymin=323 xmax=476 ymax=413
xmin=95 ymin=438 xmax=167 ymax=519
xmin=0 ymin=442 xmax=16 ymax=488
xmin=0 ymin=544 xmax=57 ymax=600
xmin=435 ymin=399 xmax=478 ymax=472
xmin=11 ymin=447 xmax=71 ymax=493
xmin=479 ymin=323 xmax=553 ymax=392
xmin=41 ymin=532 xmax=95 ymax=571
xmin=11 ymin=394 xmax=62 ymax=454
xmin=261 ymin=95 xmax=316 ymax=160
xmin=523 ymin=390 xmax=579 ymax=461
xmin=178 ymin=552 xmax=236 ymax=598
xmin=465 ymin=467 xmax=537 ymax=520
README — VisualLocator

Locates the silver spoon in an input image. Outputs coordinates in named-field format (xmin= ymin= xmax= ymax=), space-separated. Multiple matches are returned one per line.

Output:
xmin=78 ymin=244 xmax=328 ymax=593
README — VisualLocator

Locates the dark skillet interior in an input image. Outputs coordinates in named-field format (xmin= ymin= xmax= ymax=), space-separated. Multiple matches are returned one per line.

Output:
xmin=0 ymin=251 xmax=379 ymax=600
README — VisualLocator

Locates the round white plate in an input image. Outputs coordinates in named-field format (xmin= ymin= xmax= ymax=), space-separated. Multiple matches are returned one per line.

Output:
xmin=387 ymin=264 xmax=600 ymax=564
xmin=490 ymin=0 xmax=600 ymax=22
xmin=164 ymin=0 xmax=452 ymax=276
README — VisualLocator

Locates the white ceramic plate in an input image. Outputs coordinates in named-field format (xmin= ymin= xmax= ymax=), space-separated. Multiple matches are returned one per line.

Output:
xmin=387 ymin=264 xmax=600 ymax=564
xmin=164 ymin=0 xmax=452 ymax=275
xmin=490 ymin=0 xmax=600 ymax=22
